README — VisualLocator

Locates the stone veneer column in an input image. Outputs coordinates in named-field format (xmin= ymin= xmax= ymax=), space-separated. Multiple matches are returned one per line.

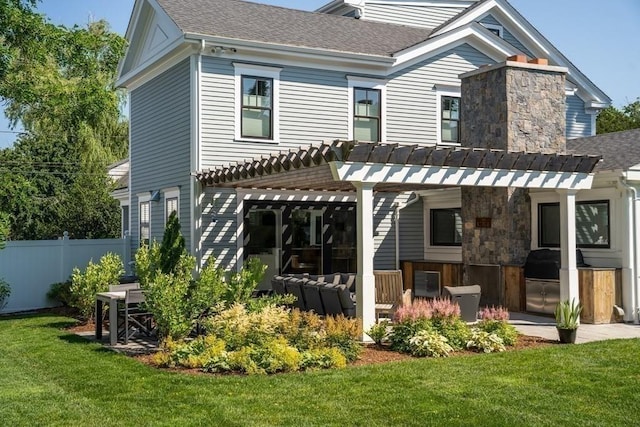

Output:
xmin=458 ymin=57 xmax=568 ymax=285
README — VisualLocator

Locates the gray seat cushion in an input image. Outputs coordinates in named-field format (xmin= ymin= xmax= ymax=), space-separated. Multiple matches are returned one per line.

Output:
xmin=302 ymin=280 xmax=325 ymax=315
xmin=319 ymin=284 xmax=344 ymax=316
xmin=284 ymin=278 xmax=306 ymax=311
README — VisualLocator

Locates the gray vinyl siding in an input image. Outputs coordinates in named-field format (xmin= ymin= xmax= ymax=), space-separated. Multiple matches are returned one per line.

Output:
xmin=373 ymin=193 xmax=415 ymax=270
xmin=129 ymin=59 xmax=192 ymax=251
xmin=566 ymin=94 xmax=592 ymax=138
xmin=200 ymin=57 xmax=348 ymax=169
xmin=363 ymin=4 xmax=465 ymax=28
xmin=479 ymin=15 xmax=535 ymax=58
xmin=201 ymin=187 xmax=239 ymax=271
xmin=386 ymin=44 xmax=494 ymax=145
xmin=399 ymin=197 xmax=424 ymax=261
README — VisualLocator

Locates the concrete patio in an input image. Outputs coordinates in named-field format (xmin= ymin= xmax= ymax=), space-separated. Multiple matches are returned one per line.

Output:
xmin=509 ymin=312 xmax=640 ymax=343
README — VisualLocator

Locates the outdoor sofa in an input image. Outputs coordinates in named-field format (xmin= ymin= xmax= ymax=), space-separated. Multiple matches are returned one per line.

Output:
xmin=271 ymin=273 xmax=356 ymax=317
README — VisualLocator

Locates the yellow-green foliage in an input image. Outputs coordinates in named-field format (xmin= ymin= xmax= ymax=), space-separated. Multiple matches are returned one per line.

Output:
xmin=152 ymin=335 xmax=227 ymax=369
xmin=280 ymin=309 xmax=326 ymax=350
xmin=70 ymin=253 xmax=124 ymax=320
xmin=324 ymin=315 xmax=362 ymax=362
xmin=204 ymin=303 xmax=290 ymax=348
xmin=301 ymin=347 xmax=347 ymax=370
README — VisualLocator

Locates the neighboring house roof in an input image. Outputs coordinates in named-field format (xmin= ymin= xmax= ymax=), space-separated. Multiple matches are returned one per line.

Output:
xmin=568 ymin=129 xmax=640 ymax=172
xmin=156 ymin=0 xmax=434 ymax=57
xmin=108 ymin=159 xmax=130 ymax=190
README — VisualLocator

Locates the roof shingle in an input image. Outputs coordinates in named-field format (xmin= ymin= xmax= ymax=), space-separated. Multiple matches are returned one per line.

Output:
xmin=156 ymin=0 xmax=434 ymax=56
xmin=567 ymin=128 xmax=640 ymax=172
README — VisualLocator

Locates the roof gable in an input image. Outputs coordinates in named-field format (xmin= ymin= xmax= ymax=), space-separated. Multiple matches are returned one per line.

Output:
xmin=429 ymin=0 xmax=610 ymax=106
xmin=117 ymin=0 xmax=183 ymax=82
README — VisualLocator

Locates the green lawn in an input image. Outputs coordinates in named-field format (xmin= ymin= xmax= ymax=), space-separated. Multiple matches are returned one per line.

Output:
xmin=1 ymin=314 xmax=639 ymax=426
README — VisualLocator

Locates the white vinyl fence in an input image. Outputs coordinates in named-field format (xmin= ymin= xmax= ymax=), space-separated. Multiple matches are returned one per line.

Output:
xmin=0 ymin=232 xmax=131 ymax=314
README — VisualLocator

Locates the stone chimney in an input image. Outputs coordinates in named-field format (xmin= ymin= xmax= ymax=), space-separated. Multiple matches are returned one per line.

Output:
xmin=458 ymin=56 xmax=568 ymax=298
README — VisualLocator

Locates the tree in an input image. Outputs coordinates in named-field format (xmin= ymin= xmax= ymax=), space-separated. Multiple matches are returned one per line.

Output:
xmin=0 ymin=2 xmax=128 ymax=239
xmin=159 ymin=211 xmax=186 ymax=274
xmin=596 ymin=99 xmax=640 ymax=134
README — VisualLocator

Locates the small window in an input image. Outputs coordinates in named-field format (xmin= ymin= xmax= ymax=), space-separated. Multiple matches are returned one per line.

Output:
xmin=441 ymin=96 xmax=460 ymax=143
xmin=539 ymin=200 xmax=610 ymax=248
xmin=430 ymin=208 xmax=462 ymax=246
xmin=353 ymin=87 xmax=381 ymax=142
xmin=166 ymin=197 xmax=178 ymax=223
xmin=139 ymin=201 xmax=150 ymax=246
xmin=241 ymin=76 xmax=273 ymax=139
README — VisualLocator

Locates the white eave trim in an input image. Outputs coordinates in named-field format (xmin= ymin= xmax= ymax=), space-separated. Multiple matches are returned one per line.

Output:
xmin=183 ymin=33 xmax=396 ymax=66
xmin=329 ymin=161 xmax=595 ymax=190
xmin=390 ymin=22 xmax=517 ymax=72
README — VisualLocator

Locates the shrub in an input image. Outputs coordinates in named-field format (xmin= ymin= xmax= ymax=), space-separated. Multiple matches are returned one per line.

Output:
xmin=159 ymin=211 xmax=186 ymax=274
xmin=70 ymin=253 xmax=124 ymax=320
xmin=224 ymin=257 xmax=267 ymax=307
xmin=301 ymin=348 xmax=347 ymax=370
xmin=409 ymin=330 xmax=453 ymax=358
xmin=477 ymin=319 xmax=518 ymax=346
xmin=431 ymin=316 xmax=471 ymax=351
xmin=153 ymin=335 xmax=228 ymax=370
xmin=0 ymin=278 xmax=10 ymax=311
xmin=467 ymin=328 xmax=506 ymax=353
xmin=144 ymin=273 xmax=194 ymax=340
xmin=225 ymin=339 xmax=303 ymax=375
xmin=47 ymin=281 xmax=73 ymax=306
xmin=133 ymin=241 xmax=162 ymax=288
xmin=203 ymin=303 xmax=291 ymax=349
xmin=324 ymin=315 xmax=362 ymax=362
xmin=388 ymin=318 xmax=432 ymax=353
xmin=280 ymin=309 xmax=325 ymax=350
xmin=367 ymin=320 xmax=390 ymax=345
xmin=394 ymin=298 xmax=460 ymax=323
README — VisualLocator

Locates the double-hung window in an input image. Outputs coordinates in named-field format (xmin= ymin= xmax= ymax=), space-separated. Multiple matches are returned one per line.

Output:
xmin=163 ymin=187 xmax=180 ymax=225
xmin=539 ymin=200 xmax=610 ymax=248
xmin=353 ymin=88 xmax=381 ymax=142
xmin=241 ymin=76 xmax=273 ymax=139
xmin=441 ymin=96 xmax=461 ymax=143
xmin=139 ymin=200 xmax=150 ymax=247
xmin=234 ymin=64 xmax=281 ymax=143
xmin=347 ymin=76 xmax=386 ymax=142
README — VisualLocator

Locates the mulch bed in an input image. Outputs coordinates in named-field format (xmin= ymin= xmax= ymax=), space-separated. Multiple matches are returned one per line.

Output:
xmin=47 ymin=307 xmax=558 ymax=370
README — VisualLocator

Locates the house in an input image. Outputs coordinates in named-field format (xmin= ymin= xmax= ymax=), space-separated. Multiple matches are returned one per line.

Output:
xmin=116 ymin=0 xmax=640 ymax=332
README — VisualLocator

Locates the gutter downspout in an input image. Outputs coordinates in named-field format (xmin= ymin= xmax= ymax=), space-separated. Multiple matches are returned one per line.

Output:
xmin=620 ymin=178 xmax=639 ymax=323
xmin=394 ymin=192 xmax=421 ymax=270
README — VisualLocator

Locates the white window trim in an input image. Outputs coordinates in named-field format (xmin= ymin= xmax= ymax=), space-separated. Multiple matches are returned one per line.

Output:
xmin=347 ymin=76 xmax=387 ymax=142
xmin=234 ymin=63 xmax=282 ymax=144
xmin=435 ymin=84 xmax=461 ymax=146
xmin=137 ymin=192 xmax=152 ymax=247
xmin=482 ymin=23 xmax=504 ymax=38
xmin=162 ymin=187 xmax=180 ymax=224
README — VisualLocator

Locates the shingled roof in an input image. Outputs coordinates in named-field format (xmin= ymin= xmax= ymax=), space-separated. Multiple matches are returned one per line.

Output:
xmin=567 ymin=128 xmax=640 ymax=172
xmin=156 ymin=0 xmax=435 ymax=56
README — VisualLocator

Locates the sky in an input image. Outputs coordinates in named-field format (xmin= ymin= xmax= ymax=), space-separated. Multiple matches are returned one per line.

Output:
xmin=1 ymin=0 xmax=639 ymax=148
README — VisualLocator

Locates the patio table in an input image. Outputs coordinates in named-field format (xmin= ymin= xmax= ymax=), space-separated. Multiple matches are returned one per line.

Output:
xmin=95 ymin=291 xmax=126 ymax=345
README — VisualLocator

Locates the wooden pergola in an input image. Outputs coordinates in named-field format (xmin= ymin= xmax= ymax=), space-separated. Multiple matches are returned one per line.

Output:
xmin=196 ymin=140 xmax=601 ymax=337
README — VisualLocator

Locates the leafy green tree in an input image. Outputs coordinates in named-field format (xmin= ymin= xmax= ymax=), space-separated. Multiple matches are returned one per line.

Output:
xmin=0 ymin=1 xmax=128 ymax=239
xmin=597 ymin=99 xmax=640 ymax=134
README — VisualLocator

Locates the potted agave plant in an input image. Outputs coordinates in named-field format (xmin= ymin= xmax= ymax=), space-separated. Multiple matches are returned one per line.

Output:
xmin=555 ymin=299 xmax=582 ymax=344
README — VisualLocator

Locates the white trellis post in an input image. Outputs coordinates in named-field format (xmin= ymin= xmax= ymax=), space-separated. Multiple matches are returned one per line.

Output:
xmin=558 ymin=189 xmax=580 ymax=310
xmin=354 ymin=182 xmax=376 ymax=341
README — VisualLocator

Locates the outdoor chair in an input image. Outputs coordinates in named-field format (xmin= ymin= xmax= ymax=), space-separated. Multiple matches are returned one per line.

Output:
xmin=302 ymin=280 xmax=325 ymax=315
xmin=109 ymin=282 xmax=140 ymax=292
xmin=374 ymin=270 xmax=412 ymax=321
xmin=319 ymin=284 xmax=344 ymax=316
xmin=118 ymin=288 xmax=154 ymax=344
xmin=284 ymin=278 xmax=307 ymax=311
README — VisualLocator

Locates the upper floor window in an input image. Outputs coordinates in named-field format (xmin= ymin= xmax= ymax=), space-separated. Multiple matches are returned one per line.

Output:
xmin=347 ymin=76 xmax=386 ymax=142
xmin=539 ymin=200 xmax=610 ymax=248
xmin=353 ymin=88 xmax=381 ymax=142
xmin=163 ymin=187 xmax=179 ymax=225
xmin=441 ymin=96 xmax=460 ymax=143
xmin=242 ymin=76 xmax=273 ymax=139
xmin=234 ymin=63 xmax=282 ymax=143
